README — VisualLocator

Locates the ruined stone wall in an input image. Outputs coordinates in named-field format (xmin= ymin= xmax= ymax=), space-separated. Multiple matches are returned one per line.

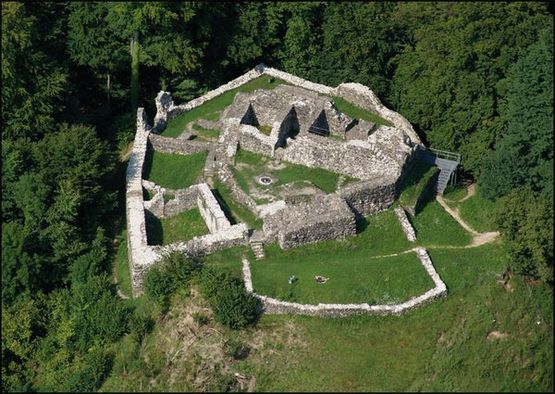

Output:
xmin=333 ymin=83 xmax=422 ymax=146
xmin=218 ymin=163 xmax=259 ymax=215
xmin=263 ymin=66 xmax=333 ymax=95
xmin=126 ymin=109 xmax=163 ymax=296
xmin=338 ymin=178 xmax=397 ymax=217
xmin=237 ymin=125 xmax=275 ymax=156
xmin=394 ymin=207 xmax=417 ymax=242
xmin=148 ymin=134 xmax=210 ymax=155
xmin=196 ymin=183 xmax=231 ymax=233
xmin=242 ymin=247 xmax=447 ymax=317
xmin=263 ymin=194 xmax=356 ymax=249
xmin=159 ymin=223 xmax=249 ymax=259
xmin=278 ymin=134 xmax=402 ymax=180
xmin=142 ymin=180 xmax=200 ymax=219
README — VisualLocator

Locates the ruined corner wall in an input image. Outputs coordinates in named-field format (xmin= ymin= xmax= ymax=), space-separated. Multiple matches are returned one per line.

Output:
xmin=197 ymin=183 xmax=231 ymax=233
xmin=237 ymin=125 xmax=275 ymax=157
xmin=263 ymin=194 xmax=356 ymax=249
xmin=338 ymin=177 xmax=397 ymax=217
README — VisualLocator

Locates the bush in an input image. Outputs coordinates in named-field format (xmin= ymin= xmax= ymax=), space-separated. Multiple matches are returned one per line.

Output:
xmin=199 ymin=268 xmax=259 ymax=329
xmin=67 ymin=349 xmax=113 ymax=392
xmin=143 ymin=266 xmax=175 ymax=304
xmin=143 ymin=252 xmax=200 ymax=304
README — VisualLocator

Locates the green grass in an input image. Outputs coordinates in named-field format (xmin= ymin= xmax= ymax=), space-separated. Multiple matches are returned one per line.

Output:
xmin=258 ymin=124 xmax=273 ymax=135
xmin=114 ymin=229 xmax=132 ymax=298
xmin=251 ymin=250 xmax=434 ymax=304
xmin=399 ymin=160 xmax=439 ymax=208
xmin=233 ymin=149 xmax=345 ymax=194
xmin=444 ymin=185 xmax=498 ymax=233
xmin=202 ymin=245 xmax=250 ymax=278
xmin=192 ymin=123 xmax=220 ymax=140
xmin=212 ymin=178 xmax=263 ymax=230
xmin=161 ymin=76 xmax=287 ymax=137
xmin=443 ymin=184 xmax=468 ymax=201
xmin=331 ymin=96 xmax=391 ymax=126
xmin=102 ymin=241 xmax=553 ymax=392
xmin=146 ymin=208 xmax=208 ymax=246
xmin=143 ymin=150 xmax=207 ymax=189
xmin=410 ymin=201 xmax=473 ymax=247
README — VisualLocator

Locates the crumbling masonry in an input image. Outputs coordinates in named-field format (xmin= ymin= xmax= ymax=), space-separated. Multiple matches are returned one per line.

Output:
xmin=126 ymin=64 xmax=446 ymax=312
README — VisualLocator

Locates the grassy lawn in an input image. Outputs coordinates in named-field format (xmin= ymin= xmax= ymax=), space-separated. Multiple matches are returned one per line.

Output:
xmin=443 ymin=184 xmax=468 ymax=201
xmin=444 ymin=185 xmax=498 ymax=233
xmin=101 ymin=241 xmax=553 ymax=392
xmin=143 ymin=150 xmax=207 ymax=189
xmin=233 ymin=149 xmax=347 ymax=195
xmin=398 ymin=160 xmax=439 ymax=208
xmin=146 ymin=208 xmax=208 ymax=246
xmin=212 ymin=178 xmax=263 ymax=230
xmin=410 ymin=201 xmax=473 ymax=247
xmin=331 ymin=96 xmax=392 ymax=126
xmin=202 ymin=245 xmax=251 ymax=278
xmin=161 ymin=76 xmax=287 ymax=137
xmin=191 ymin=123 xmax=220 ymax=140
xmin=251 ymin=250 xmax=434 ymax=304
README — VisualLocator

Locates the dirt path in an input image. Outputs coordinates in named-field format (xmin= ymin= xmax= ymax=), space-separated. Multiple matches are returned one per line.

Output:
xmin=436 ymin=194 xmax=499 ymax=247
xmin=459 ymin=183 xmax=476 ymax=202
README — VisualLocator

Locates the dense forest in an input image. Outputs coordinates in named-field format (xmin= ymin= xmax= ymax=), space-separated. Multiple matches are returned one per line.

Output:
xmin=2 ymin=2 xmax=553 ymax=392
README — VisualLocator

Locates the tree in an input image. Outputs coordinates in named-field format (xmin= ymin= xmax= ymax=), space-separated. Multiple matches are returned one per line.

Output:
xmin=479 ymin=23 xmax=553 ymax=199
xmin=390 ymin=2 xmax=551 ymax=174
xmin=494 ymin=189 xmax=553 ymax=282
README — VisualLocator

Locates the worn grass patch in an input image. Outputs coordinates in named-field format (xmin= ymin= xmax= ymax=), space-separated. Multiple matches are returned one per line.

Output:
xmin=192 ymin=123 xmax=220 ymax=140
xmin=410 ymin=201 xmax=473 ymax=246
xmin=146 ymin=208 xmax=208 ymax=246
xmin=161 ymin=76 xmax=287 ymax=137
xmin=143 ymin=150 xmax=207 ymax=189
xmin=444 ymin=185 xmax=498 ymax=233
xmin=251 ymin=250 xmax=433 ymax=304
xmin=399 ymin=160 xmax=439 ymax=208
xmin=331 ymin=96 xmax=391 ymax=126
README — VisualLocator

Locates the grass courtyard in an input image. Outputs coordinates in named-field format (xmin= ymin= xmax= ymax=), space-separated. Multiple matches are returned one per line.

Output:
xmin=143 ymin=150 xmax=207 ymax=189
xmin=231 ymin=149 xmax=356 ymax=202
xmin=146 ymin=208 xmax=208 ymax=246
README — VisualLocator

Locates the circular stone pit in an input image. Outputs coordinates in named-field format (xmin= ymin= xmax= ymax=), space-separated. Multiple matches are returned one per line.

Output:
xmin=258 ymin=175 xmax=274 ymax=186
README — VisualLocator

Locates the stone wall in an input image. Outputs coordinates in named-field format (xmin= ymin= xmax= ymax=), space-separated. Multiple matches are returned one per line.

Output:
xmin=333 ymin=83 xmax=422 ymax=146
xmin=148 ymin=133 xmax=210 ymax=155
xmin=218 ymin=163 xmax=259 ymax=215
xmin=197 ymin=183 xmax=231 ymax=233
xmin=338 ymin=177 xmax=397 ymax=217
xmin=277 ymin=134 xmax=403 ymax=180
xmin=263 ymin=194 xmax=356 ymax=249
xmin=126 ymin=108 xmax=163 ymax=297
xmin=159 ymin=223 xmax=249 ymax=259
xmin=237 ymin=125 xmax=275 ymax=157
xmin=242 ymin=247 xmax=447 ymax=317
xmin=394 ymin=207 xmax=417 ymax=242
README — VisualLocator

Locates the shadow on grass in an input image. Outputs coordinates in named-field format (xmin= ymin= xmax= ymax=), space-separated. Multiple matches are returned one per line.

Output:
xmin=145 ymin=210 xmax=163 ymax=245
xmin=211 ymin=188 xmax=238 ymax=225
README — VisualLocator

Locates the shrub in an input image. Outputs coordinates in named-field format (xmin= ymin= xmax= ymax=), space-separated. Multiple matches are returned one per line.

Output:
xmin=143 ymin=266 xmax=175 ymax=304
xmin=67 ymin=349 xmax=113 ymax=392
xmin=199 ymin=268 xmax=259 ymax=329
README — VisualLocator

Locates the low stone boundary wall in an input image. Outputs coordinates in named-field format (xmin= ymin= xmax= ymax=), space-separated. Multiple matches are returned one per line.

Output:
xmin=242 ymin=247 xmax=446 ymax=317
xmin=159 ymin=223 xmax=249 ymax=259
xmin=263 ymin=66 xmax=333 ymax=95
xmin=394 ymin=207 xmax=416 ymax=242
xmin=237 ymin=125 xmax=275 ymax=157
xmin=197 ymin=183 xmax=231 ymax=233
xmin=338 ymin=178 xmax=397 ymax=217
xmin=149 ymin=133 xmax=210 ymax=155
